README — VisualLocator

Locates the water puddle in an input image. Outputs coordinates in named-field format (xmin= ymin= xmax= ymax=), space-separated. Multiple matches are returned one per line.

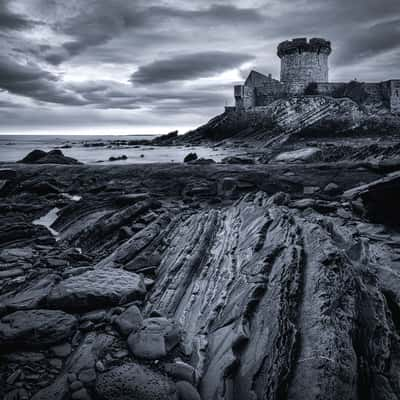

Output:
xmin=33 ymin=207 xmax=60 ymax=237
xmin=62 ymin=193 xmax=82 ymax=201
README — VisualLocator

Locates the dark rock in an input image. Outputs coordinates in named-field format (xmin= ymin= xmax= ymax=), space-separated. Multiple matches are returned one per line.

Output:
xmin=114 ymin=193 xmax=150 ymax=206
xmin=165 ymin=361 xmax=197 ymax=384
xmin=80 ymin=310 xmax=107 ymax=322
xmin=4 ymin=389 xmax=29 ymax=400
xmin=343 ymin=171 xmax=400 ymax=225
xmin=0 ymin=274 xmax=57 ymax=314
xmin=127 ymin=330 xmax=166 ymax=360
xmin=18 ymin=149 xmax=80 ymax=165
xmin=71 ymin=388 xmax=91 ymax=400
xmin=49 ymin=358 xmax=63 ymax=369
xmin=0 ymin=310 xmax=77 ymax=350
xmin=184 ymin=153 xmax=198 ymax=163
xmin=151 ymin=130 xmax=178 ymax=145
xmin=78 ymin=368 xmax=96 ymax=383
xmin=0 ymin=168 xmax=17 ymax=180
xmin=22 ymin=181 xmax=61 ymax=195
xmin=47 ymin=267 xmax=146 ymax=311
xmin=114 ymin=304 xmax=143 ymax=336
xmin=6 ymin=368 xmax=22 ymax=384
xmin=189 ymin=158 xmax=216 ymax=164
xmin=323 ymin=182 xmax=341 ymax=195
xmin=221 ymin=156 xmax=255 ymax=164
xmin=18 ymin=149 xmax=47 ymax=163
xmin=176 ymin=381 xmax=201 ymax=400
xmin=51 ymin=343 xmax=72 ymax=358
xmin=109 ymin=155 xmax=127 ymax=162
xmin=70 ymin=381 xmax=83 ymax=391
xmin=0 ymin=179 xmax=12 ymax=196
xmin=96 ymin=363 xmax=178 ymax=400
xmin=127 ymin=317 xmax=182 ymax=359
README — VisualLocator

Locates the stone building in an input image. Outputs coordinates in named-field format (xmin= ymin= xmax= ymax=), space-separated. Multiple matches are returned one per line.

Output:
xmin=234 ymin=37 xmax=400 ymax=114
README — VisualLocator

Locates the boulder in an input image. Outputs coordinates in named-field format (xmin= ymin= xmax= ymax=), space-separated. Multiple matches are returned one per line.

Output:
xmin=114 ymin=304 xmax=143 ymax=336
xmin=127 ymin=330 xmax=166 ymax=359
xmin=18 ymin=149 xmax=80 ymax=165
xmin=47 ymin=267 xmax=146 ymax=311
xmin=164 ymin=361 xmax=197 ymax=384
xmin=96 ymin=363 xmax=178 ymax=400
xmin=0 ymin=310 xmax=77 ymax=350
xmin=184 ymin=153 xmax=198 ymax=163
xmin=127 ymin=317 xmax=182 ymax=360
xmin=143 ymin=317 xmax=182 ymax=351
xmin=18 ymin=149 xmax=47 ymax=163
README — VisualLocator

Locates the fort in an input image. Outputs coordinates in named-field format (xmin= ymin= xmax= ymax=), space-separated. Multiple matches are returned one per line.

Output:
xmin=233 ymin=38 xmax=400 ymax=114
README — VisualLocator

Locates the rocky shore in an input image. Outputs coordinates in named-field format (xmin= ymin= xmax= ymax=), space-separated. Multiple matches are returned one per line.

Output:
xmin=0 ymin=157 xmax=400 ymax=399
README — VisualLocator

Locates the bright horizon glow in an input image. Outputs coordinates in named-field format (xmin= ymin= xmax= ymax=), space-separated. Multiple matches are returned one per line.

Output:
xmin=0 ymin=125 xmax=195 ymax=136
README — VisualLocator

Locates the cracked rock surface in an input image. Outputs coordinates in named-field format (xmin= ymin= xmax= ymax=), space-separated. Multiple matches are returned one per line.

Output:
xmin=0 ymin=162 xmax=400 ymax=400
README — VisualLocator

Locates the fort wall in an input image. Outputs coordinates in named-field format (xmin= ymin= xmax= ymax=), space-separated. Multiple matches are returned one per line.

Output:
xmin=389 ymin=80 xmax=400 ymax=113
xmin=233 ymin=38 xmax=399 ymax=114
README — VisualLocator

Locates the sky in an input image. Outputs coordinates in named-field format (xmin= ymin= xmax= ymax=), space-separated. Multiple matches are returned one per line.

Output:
xmin=0 ymin=0 xmax=399 ymax=135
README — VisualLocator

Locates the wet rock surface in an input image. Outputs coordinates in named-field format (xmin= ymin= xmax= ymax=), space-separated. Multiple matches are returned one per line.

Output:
xmin=0 ymin=310 xmax=77 ymax=349
xmin=47 ymin=267 xmax=146 ymax=311
xmin=0 ymin=161 xmax=400 ymax=399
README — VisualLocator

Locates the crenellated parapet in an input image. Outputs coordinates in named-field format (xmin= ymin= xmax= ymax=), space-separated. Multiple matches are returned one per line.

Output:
xmin=277 ymin=38 xmax=331 ymax=58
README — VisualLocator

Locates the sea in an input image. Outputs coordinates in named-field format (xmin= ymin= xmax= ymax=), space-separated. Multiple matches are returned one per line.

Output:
xmin=0 ymin=135 xmax=237 ymax=164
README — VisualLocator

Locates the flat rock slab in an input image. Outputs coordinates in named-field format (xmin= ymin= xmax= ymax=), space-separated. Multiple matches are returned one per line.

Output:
xmin=0 ymin=275 xmax=57 ymax=314
xmin=47 ymin=267 xmax=146 ymax=311
xmin=0 ymin=310 xmax=77 ymax=350
xmin=96 ymin=363 xmax=178 ymax=400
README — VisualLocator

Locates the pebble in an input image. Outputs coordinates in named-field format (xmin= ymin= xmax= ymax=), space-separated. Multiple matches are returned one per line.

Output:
xmin=78 ymin=368 xmax=97 ymax=383
xmin=68 ymin=372 xmax=78 ymax=382
xmin=51 ymin=342 xmax=72 ymax=357
xmin=49 ymin=358 xmax=63 ymax=369
xmin=70 ymin=380 xmax=83 ymax=391
xmin=96 ymin=360 xmax=106 ymax=372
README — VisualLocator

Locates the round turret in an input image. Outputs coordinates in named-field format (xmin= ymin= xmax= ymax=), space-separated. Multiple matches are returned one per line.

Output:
xmin=277 ymin=38 xmax=331 ymax=93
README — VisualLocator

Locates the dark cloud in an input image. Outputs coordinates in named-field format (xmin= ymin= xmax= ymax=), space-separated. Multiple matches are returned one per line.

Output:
xmin=131 ymin=52 xmax=254 ymax=84
xmin=67 ymin=79 xmax=227 ymax=112
xmin=38 ymin=3 xmax=264 ymax=65
xmin=0 ymin=0 xmax=37 ymax=30
xmin=333 ymin=18 xmax=400 ymax=67
xmin=0 ymin=56 xmax=87 ymax=105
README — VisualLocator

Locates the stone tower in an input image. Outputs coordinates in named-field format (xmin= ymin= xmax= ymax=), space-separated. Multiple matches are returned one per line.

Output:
xmin=277 ymin=38 xmax=331 ymax=93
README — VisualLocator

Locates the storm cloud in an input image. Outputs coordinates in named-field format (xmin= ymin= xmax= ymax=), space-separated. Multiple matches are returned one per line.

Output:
xmin=131 ymin=52 xmax=254 ymax=84
xmin=0 ymin=0 xmax=398 ymax=134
